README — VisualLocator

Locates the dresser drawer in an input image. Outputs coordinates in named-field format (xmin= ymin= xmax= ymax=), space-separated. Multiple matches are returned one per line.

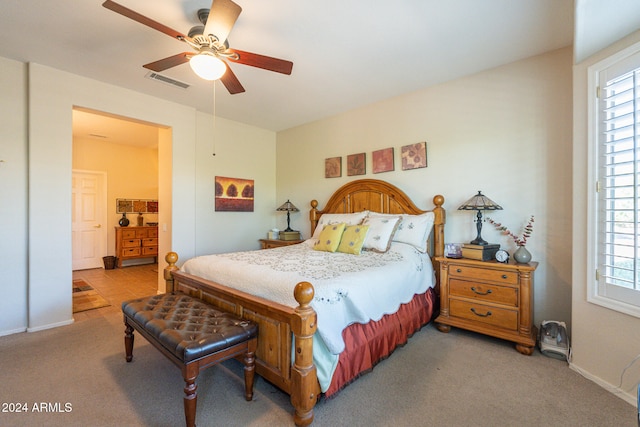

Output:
xmin=122 ymin=239 xmax=141 ymax=248
xmin=135 ymin=229 xmax=149 ymax=239
xmin=147 ymin=228 xmax=158 ymax=238
xmin=449 ymin=279 xmax=518 ymax=306
xmin=122 ymin=229 xmax=136 ymax=239
xmin=449 ymin=264 xmax=518 ymax=285
xmin=122 ymin=247 xmax=141 ymax=257
xmin=450 ymin=299 xmax=518 ymax=330
xmin=142 ymin=238 xmax=158 ymax=246
xmin=142 ymin=246 xmax=158 ymax=256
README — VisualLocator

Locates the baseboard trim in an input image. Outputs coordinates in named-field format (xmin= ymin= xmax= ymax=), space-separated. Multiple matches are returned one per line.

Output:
xmin=569 ymin=362 xmax=636 ymax=406
xmin=0 ymin=327 xmax=28 ymax=337
xmin=27 ymin=318 xmax=74 ymax=333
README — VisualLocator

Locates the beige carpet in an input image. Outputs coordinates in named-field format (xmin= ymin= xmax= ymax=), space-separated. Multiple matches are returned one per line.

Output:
xmin=72 ymin=279 xmax=110 ymax=313
xmin=0 ymin=312 xmax=635 ymax=427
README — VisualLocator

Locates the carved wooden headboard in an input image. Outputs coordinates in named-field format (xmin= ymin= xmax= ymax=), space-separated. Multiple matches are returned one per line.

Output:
xmin=309 ymin=179 xmax=445 ymax=259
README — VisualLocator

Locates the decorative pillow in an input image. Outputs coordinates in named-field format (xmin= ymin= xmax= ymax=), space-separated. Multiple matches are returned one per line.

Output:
xmin=313 ymin=223 xmax=346 ymax=253
xmin=311 ymin=211 xmax=369 ymax=239
xmin=337 ymin=224 xmax=370 ymax=255
xmin=362 ymin=216 xmax=401 ymax=253
xmin=368 ymin=212 xmax=435 ymax=252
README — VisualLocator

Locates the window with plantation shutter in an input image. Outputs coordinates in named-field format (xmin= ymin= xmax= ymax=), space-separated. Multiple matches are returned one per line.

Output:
xmin=591 ymin=44 xmax=640 ymax=317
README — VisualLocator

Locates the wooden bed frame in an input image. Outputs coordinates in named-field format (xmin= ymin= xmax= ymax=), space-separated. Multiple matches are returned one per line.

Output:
xmin=163 ymin=179 xmax=445 ymax=426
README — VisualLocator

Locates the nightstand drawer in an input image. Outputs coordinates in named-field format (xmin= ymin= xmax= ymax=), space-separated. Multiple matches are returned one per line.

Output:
xmin=449 ymin=279 xmax=518 ymax=306
xmin=449 ymin=265 xmax=518 ymax=285
xmin=450 ymin=299 xmax=518 ymax=330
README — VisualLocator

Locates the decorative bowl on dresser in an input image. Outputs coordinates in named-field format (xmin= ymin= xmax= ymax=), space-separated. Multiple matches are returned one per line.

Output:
xmin=434 ymin=256 xmax=538 ymax=355
xmin=115 ymin=226 xmax=159 ymax=268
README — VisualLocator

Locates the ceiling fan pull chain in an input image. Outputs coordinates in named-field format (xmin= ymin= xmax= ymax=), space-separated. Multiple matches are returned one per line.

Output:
xmin=212 ymin=82 xmax=217 ymax=156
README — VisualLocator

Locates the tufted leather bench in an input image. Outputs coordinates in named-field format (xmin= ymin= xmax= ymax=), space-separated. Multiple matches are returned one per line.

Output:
xmin=122 ymin=292 xmax=258 ymax=427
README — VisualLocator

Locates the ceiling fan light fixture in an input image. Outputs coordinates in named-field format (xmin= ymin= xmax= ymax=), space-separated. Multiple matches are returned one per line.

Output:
xmin=189 ymin=52 xmax=226 ymax=80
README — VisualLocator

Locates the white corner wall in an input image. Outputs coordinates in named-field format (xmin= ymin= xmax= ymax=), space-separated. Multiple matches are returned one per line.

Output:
xmin=277 ymin=47 xmax=573 ymax=332
xmin=572 ymin=29 xmax=640 ymax=406
xmin=0 ymin=57 xmax=28 ymax=335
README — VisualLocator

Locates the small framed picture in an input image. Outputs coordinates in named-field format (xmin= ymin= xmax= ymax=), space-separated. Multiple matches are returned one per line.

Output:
xmin=347 ymin=153 xmax=366 ymax=176
xmin=401 ymin=141 xmax=427 ymax=171
xmin=445 ymin=243 xmax=462 ymax=259
xmin=372 ymin=147 xmax=394 ymax=174
xmin=325 ymin=157 xmax=342 ymax=178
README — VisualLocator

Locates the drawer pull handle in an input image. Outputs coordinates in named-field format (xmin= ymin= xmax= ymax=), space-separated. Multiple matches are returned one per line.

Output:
xmin=470 ymin=287 xmax=492 ymax=296
xmin=470 ymin=308 xmax=492 ymax=317
xmin=502 ymin=274 xmax=508 ymax=279
xmin=456 ymin=268 xmax=462 ymax=273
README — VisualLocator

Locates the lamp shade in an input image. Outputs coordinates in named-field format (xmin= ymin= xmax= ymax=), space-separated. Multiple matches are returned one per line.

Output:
xmin=276 ymin=200 xmax=299 ymax=212
xmin=189 ymin=53 xmax=227 ymax=81
xmin=458 ymin=191 xmax=503 ymax=211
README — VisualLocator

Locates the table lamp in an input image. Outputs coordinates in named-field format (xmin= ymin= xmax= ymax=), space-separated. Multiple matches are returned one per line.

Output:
xmin=458 ymin=191 xmax=502 ymax=245
xmin=276 ymin=200 xmax=299 ymax=232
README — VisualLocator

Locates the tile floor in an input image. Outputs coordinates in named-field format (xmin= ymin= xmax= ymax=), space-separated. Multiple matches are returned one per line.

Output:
xmin=72 ymin=263 xmax=160 ymax=322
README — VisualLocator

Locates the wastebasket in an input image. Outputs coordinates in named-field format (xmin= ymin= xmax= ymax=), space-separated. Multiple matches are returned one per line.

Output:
xmin=102 ymin=256 xmax=116 ymax=270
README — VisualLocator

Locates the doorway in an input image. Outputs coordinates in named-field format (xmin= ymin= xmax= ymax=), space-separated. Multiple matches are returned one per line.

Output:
xmin=71 ymin=108 xmax=162 ymax=295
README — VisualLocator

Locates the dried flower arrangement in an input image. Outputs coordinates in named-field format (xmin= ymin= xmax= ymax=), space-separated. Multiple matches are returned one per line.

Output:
xmin=486 ymin=215 xmax=535 ymax=247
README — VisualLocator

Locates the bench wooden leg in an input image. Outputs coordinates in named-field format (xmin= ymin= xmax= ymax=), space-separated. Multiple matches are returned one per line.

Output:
xmin=124 ymin=318 xmax=134 ymax=362
xmin=183 ymin=366 xmax=199 ymax=427
xmin=243 ymin=338 xmax=257 ymax=401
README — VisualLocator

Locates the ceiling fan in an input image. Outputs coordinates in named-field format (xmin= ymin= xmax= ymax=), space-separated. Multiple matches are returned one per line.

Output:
xmin=102 ymin=0 xmax=293 ymax=94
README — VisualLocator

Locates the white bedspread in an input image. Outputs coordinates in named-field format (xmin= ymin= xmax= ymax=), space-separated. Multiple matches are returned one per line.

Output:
xmin=181 ymin=240 xmax=434 ymax=355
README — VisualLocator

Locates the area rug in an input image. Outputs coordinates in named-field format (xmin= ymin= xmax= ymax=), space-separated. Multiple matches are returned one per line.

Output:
xmin=72 ymin=279 xmax=110 ymax=313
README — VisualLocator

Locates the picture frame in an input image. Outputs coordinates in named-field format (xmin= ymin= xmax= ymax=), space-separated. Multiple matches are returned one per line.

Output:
xmin=325 ymin=156 xmax=342 ymax=178
xmin=215 ymin=176 xmax=254 ymax=212
xmin=347 ymin=152 xmax=366 ymax=176
xmin=401 ymin=141 xmax=427 ymax=171
xmin=372 ymin=147 xmax=394 ymax=174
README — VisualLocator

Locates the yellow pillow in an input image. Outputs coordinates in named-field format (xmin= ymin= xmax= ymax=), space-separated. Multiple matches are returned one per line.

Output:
xmin=313 ymin=223 xmax=346 ymax=252
xmin=337 ymin=224 xmax=370 ymax=255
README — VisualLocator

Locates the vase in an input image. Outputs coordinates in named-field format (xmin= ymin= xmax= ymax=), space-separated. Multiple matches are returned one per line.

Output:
xmin=118 ymin=213 xmax=130 ymax=227
xmin=137 ymin=213 xmax=144 ymax=226
xmin=513 ymin=245 xmax=532 ymax=264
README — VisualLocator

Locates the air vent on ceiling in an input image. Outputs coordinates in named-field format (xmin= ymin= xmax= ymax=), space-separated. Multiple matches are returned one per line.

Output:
xmin=145 ymin=72 xmax=190 ymax=90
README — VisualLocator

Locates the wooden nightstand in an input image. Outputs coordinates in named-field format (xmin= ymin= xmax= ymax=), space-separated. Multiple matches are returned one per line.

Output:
xmin=434 ymin=256 xmax=538 ymax=355
xmin=259 ymin=239 xmax=304 ymax=249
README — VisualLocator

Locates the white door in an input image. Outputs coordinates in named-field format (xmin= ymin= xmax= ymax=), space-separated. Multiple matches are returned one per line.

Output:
xmin=72 ymin=170 xmax=107 ymax=270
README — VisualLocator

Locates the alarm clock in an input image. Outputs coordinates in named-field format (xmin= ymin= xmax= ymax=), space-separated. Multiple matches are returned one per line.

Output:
xmin=495 ymin=249 xmax=509 ymax=263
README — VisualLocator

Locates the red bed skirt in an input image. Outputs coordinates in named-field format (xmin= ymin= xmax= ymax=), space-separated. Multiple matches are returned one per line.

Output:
xmin=323 ymin=287 xmax=437 ymax=397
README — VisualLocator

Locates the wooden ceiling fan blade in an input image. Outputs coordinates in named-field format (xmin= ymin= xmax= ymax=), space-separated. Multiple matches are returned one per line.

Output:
xmin=143 ymin=53 xmax=192 ymax=72
xmin=228 ymin=49 xmax=293 ymax=75
xmin=220 ymin=63 xmax=245 ymax=94
xmin=102 ymin=0 xmax=186 ymax=41
xmin=203 ymin=0 xmax=242 ymax=44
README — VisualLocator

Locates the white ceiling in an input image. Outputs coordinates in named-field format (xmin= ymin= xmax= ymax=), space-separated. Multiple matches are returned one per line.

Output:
xmin=0 ymin=0 xmax=573 ymax=133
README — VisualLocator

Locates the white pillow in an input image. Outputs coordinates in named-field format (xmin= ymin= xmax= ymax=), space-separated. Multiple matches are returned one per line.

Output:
xmin=312 ymin=211 xmax=369 ymax=239
xmin=368 ymin=212 xmax=435 ymax=252
xmin=362 ymin=215 xmax=401 ymax=253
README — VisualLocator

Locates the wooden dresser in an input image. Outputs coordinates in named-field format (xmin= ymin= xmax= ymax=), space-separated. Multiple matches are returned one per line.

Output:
xmin=434 ymin=256 xmax=538 ymax=355
xmin=115 ymin=226 xmax=159 ymax=267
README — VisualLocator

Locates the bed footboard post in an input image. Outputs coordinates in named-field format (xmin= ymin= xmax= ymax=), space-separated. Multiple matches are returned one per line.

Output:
xmin=164 ymin=252 xmax=179 ymax=293
xmin=291 ymin=281 xmax=318 ymax=427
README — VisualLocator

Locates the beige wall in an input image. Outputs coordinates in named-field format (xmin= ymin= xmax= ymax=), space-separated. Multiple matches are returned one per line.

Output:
xmin=72 ymin=137 xmax=159 ymax=256
xmin=0 ymin=61 xmax=277 ymax=335
xmin=572 ymin=29 xmax=640 ymax=405
xmin=277 ymin=47 xmax=573 ymax=333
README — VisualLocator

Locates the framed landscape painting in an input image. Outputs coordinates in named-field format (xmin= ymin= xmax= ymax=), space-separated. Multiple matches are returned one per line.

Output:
xmin=215 ymin=176 xmax=254 ymax=212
